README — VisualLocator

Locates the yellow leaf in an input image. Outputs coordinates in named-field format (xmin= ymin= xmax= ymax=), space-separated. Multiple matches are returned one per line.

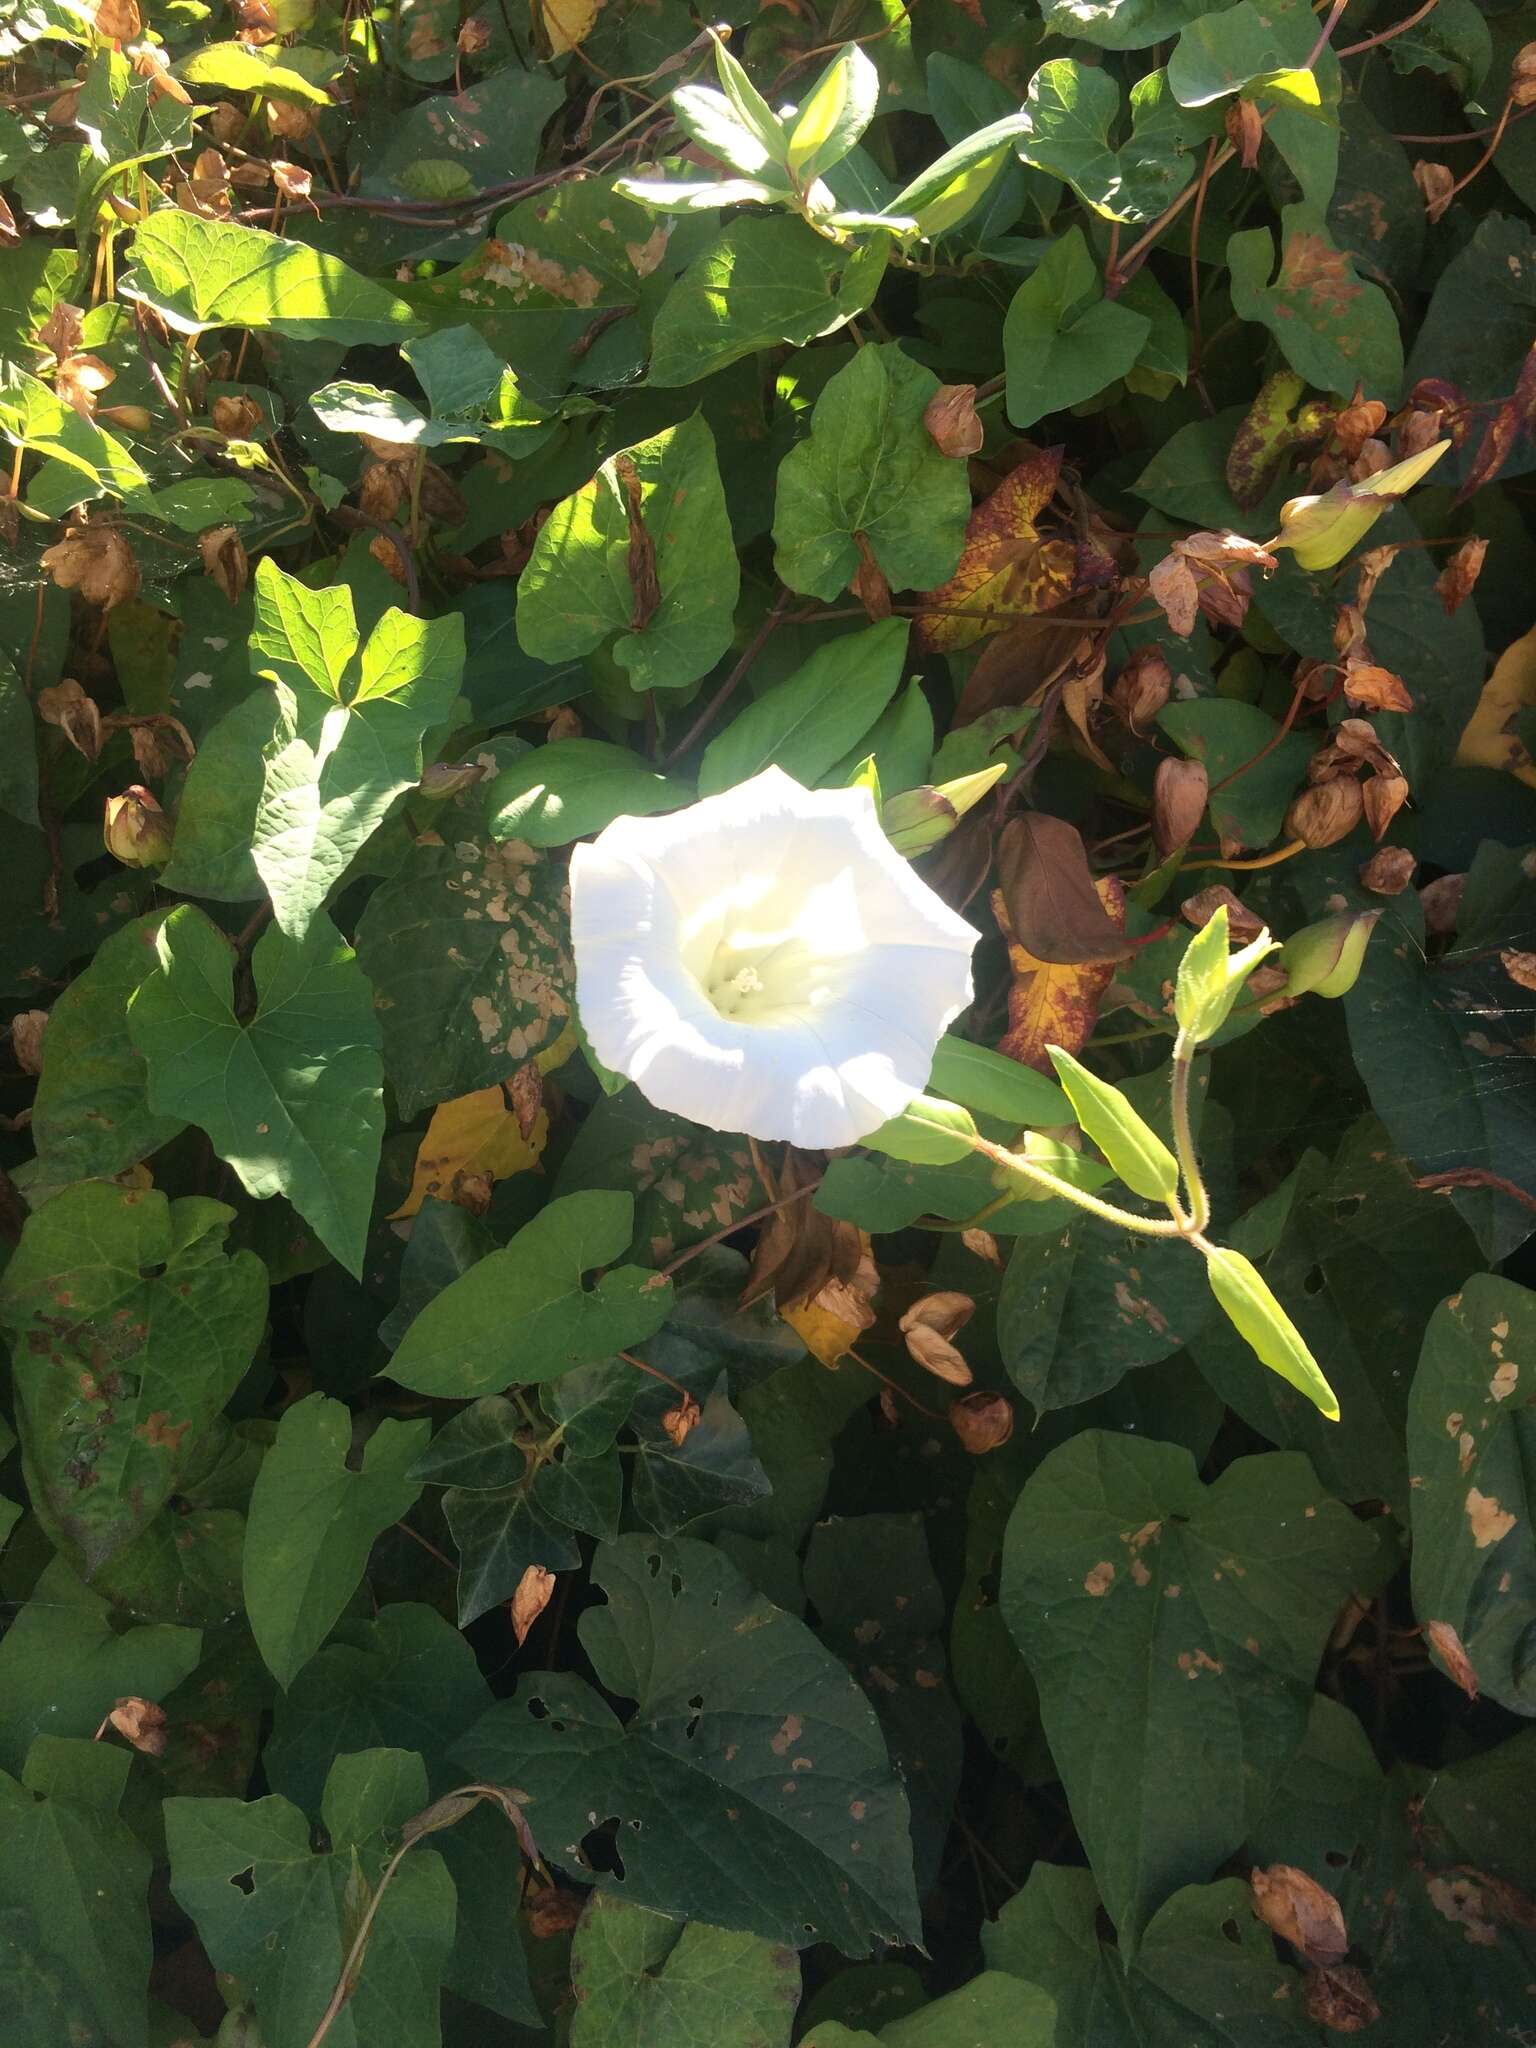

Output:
xmin=1456 ymin=624 xmax=1536 ymax=789
xmin=391 ymin=1086 xmax=548 ymax=1220
xmin=995 ymin=876 xmax=1126 ymax=1074
xmin=536 ymin=0 xmax=603 ymax=56
xmin=913 ymin=447 xmax=1078 ymax=653
xmin=782 ymin=1243 xmax=878 ymax=1367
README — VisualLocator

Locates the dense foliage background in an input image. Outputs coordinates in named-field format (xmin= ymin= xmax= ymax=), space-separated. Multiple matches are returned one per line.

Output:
xmin=3 ymin=0 xmax=1536 ymax=2042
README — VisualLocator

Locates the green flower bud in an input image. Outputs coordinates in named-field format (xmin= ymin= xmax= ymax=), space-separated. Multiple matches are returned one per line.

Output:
xmin=1174 ymin=904 xmax=1278 ymax=1043
xmin=1272 ymin=440 xmax=1450 ymax=571
xmin=1278 ymin=909 xmax=1381 ymax=999
xmin=882 ymin=762 xmax=1005 ymax=856
xmin=103 ymin=786 xmax=173 ymax=868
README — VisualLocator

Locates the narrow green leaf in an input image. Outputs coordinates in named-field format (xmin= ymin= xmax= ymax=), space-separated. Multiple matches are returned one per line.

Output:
xmin=786 ymin=44 xmax=880 ymax=181
xmin=862 ymin=1094 xmax=979 ymax=1165
xmin=487 ymin=739 xmax=691 ymax=846
xmin=1046 ymin=1046 xmax=1181 ymax=1205
xmin=928 ymin=1033 xmax=1074 ymax=1129
xmin=1203 ymin=1243 xmax=1341 ymax=1419
xmin=699 ymin=620 xmax=908 ymax=795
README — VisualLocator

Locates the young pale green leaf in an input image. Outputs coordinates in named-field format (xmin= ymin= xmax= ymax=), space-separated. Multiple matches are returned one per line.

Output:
xmin=243 ymin=1394 xmax=430 ymax=1687
xmin=1173 ymin=905 xmax=1278 ymax=1042
xmin=487 ymin=739 xmax=691 ymax=846
xmin=614 ymin=171 xmax=789 ymax=212
xmin=698 ymin=619 xmax=908 ymax=795
xmin=1047 ymin=1047 xmax=1181 ymax=1205
xmin=772 ymin=344 xmax=971 ymax=600
xmin=928 ymin=1033 xmax=1074 ymax=1130
xmin=121 ymin=209 xmax=424 ymax=343
xmin=887 ymin=111 xmax=1030 ymax=230
xmin=786 ymin=43 xmax=880 ymax=182
xmin=385 ymin=1190 xmax=673 ymax=1398
xmin=129 ymin=905 xmax=385 ymax=1277
xmin=1203 ymin=1244 xmax=1341 ymax=1419
xmin=517 ymin=415 xmax=739 ymax=692
xmin=670 ymin=85 xmax=785 ymax=180
xmin=0 ymin=1184 xmax=267 ymax=1575
xmin=175 ymin=38 xmax=336 ymax=103
xmin=708 ymin=28 xmax=789 ymax=161
xmin=862 ymin=1094 xmax=979 ymax=1165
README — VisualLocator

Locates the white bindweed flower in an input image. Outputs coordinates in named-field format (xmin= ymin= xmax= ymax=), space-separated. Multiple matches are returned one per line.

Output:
xmin=570 ymin=766 xmax=980 ymax=1148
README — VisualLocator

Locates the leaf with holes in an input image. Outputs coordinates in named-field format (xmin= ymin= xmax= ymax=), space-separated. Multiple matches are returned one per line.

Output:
xmin=454 ymin=1533 xmax=921 ymax=1954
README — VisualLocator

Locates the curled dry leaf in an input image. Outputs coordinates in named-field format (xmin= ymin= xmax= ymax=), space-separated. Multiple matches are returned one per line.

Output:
xmin=1501 ymin=948 xmax=1536 ymax=992
xmin=1435 ymin=535 xmax=1487 ymax=615
xmin=211 ymin=392 xmax=263 ymax=438
xmin=10 ymin=1009 xmax=49 ymax=1076
xmin=1413 ymin=160 xmax=1456 ymax=223
xmin=1303 ymin=1963 xmax=1381 ymax=2034
xmin=526 ymin=1887 xmax=585 ymax=1939
xmin=1285 ymin=778 xmax=1364 ymax=850
xmin=41 ymin=524 xmax=140 ymax=610
xmin=509 ymin=1564 xmax=556 ymax=1646
xmin=948 ymin=1389 xmax=1015 ymax=1453
xmin=1332 ymin=394 xmax=1388 ymax=462
xmin=1110 ymin=646 xmax=1172 ymax=730
xmin=1224 ymin=95 xmax=1263 ymax=168
xmin=53 ymin=351 xmax=113 ymax=417
xmin=996 ymin=811 xmax=1127 ymax=966
xmin=923 ymin=383 xmax=984 ymax=458
xmin=508 ymin=1059 xmax=544 ymax=1141
xmin=850 ymin=531 xmax=894 ymax=619
xmin=1153 ymin=756 xmax=1209 ymax=855
xmin=1457 ymin=339 xmax=1536 ymax=504
xmin=93 ymin=0 xmax=141 ymax=37
xmin=1513 ymin=41 xmax=1536 ymax=106
xmin=899 ymin=1290 xmax=975 ymax=1386
xmin=1358 ymin=846 xmax=1416 ymax=895
xmin=1419 ymin=871 xmax=1466 ymax=937
xmin=961 ymin=1226 xmax=1001 ymax=1266
xmin=782 ymin=1258 xmax=880 ymax=1368
xmin=1423 ymin=1618 xmax=1480 ymax=1699
xmin=661 ymin=1391 xmax=701 ymax=1446
xmin=37 ymin=678 xmax=103 ymax=760
xmin=271 ymin=160 xmax=313 ymax=200
xmin=36 ymin=301 xmax=85 ymax=362
xmin=1361 ymin=772 xmax=1408 ymax=841
xmin=1149 ymin=552 xmax=1199 ymax=638
xmin=744 ymin=1147 xmax=862 ymax=1314
xmin=1250 ymin=1863 xmax=1349 ymax=1964
xmin=1181 ymin=885 xmax=1267 ymax=945
xmin=0 ymin=193 xmax=18 ymax=246
xmin=109 ymin=1695 xmax=168 ymax=1756
xmin=199 ymin=524 xmax=249 ymax=606
xmin=1343 ymin=663 xmax=1412 ymax=714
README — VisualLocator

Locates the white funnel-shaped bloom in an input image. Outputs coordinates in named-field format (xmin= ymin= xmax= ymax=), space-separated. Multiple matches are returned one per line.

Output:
xmin=571 ymin=767 xmax=979 ymax=1148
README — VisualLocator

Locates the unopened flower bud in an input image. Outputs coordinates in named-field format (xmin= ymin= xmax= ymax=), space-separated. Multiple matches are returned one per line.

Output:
xmin=881 ymin=763 xmax=1005 ymax=856
xmin=1153 ymin=756 xmax=1208 ymax=855
xmin=103 ymin=786 xmax=174 ymax=867
xmin=1274 ymin=441 xmax=1450 ymax=571
xmin=1278 ymin=909 xmax=1381 ymax=999
xmin=948 ymin=1390 xmax=1015 ymax=1454
xmin=1285 ymin=778 xmax=1364 ymax=849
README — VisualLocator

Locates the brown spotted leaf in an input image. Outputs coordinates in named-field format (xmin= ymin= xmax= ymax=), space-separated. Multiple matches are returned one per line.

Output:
xmin=913 ymin=446 xmax=1077 ymax=652
xmin=0 ymin=1183 xmax=268 ymax=1574
xmin=994 ymin=871 xmax=1126 ymax=1073
xmin=356 ymin=831 xmax=576 ymax=1121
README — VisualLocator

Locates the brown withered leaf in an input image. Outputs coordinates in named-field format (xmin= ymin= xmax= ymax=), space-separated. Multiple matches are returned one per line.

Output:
xmin=996 ymin=811 xmax=1128 ymax=965
xmin=850 ymin=530 xmax=893 ymax=619
xmin=1333 ymin=393 xmax=1388 ymax=461
xmin=211 ymin=392 xmax=263 ymax=438
xmin=199 ymin=524 xmax=248 ymax=606
xmin=961 ymin=1226 xmax=1001 ymax=1266
xmin=1500 ymin=948 xmax=1536 ymax=992
xmin=41 ymin=524 xmax=140 ymax=610
xmin=913 ymin=446 xmax=1076 ymax=652
xmin=1361 ymin=772 xmax=1408 ymax=841
xmin=109 ymin=1695 xmax=167 ymax=1756
xmin=1182 ymin=884 xmax=1266 ymax=945
xmin=613 ymin=453 xmax=659 ymax=632
xmin=1110 ymin=646 xmax=1172 ymax=730
xmin=742 ymin=1146 xmax=861 ymax=1314
xmin=1419 ymin=871 xmax=1466 ymax=937
xmin=1423 ymin=1617 xmax=1480 ymax=1699
xmin=1286 ymin=778 xmax=1364 ymax=849
xmin=1413 ymin=159 xmax=1456 ymax=222
xmin=1436 ymin=535 xmax=1487 ymax=615
xmin=94 ymin=0 xmax=141 ymax=37
xmin=1153 ymin=757 xmax=1209 ymax=856
xmin=526 ymin=1887 xmax=585 ymax=1939
xmin=1514 ymin=40 xmax=1536 ymax=106
xmin=271 ymin=159 xmax=313 ymax=200
xmin=948 ymin=1390 xmax=1014 ymax=1453
xmin=36 ymin=301 xmax=85 ymax=361
xmin=783 ymin=1263 xmax=879 ymax=1368
xmin=1224 ymin=95 xmax=1263 ymax=167
xmin=899 ymin=1291 xmax=975 ymax=1386
xmin=954 ymin=611 xmax=1093 ymax=729
xmin=1458 ymin=338 xmax=1536 ymax=503
xmin=1304 ymin=1964 xmax=1381 ymax=2034
xmin=923 ymin=382 xmax=984 ymax=458
xmin=1149 ymin=552 xmax=1199 ymax=637
xmin=1358 ymin=846 xmax=1416 ymax=895
xmin=1250 ymin=1864 xmax=1349 ymax=1964
xmin=1343 ymin=663 xmax=1412 ymax=713
xmin=508 ymin=1058 xmax=544 ymax=1140
xmin=509 ymin=1563 xmax=555 ymax=1646
xmin=38 ymin=678 xmax=103 ymax=759
xmin=10 ymin=1009 xmax=48 ymax=1076
xmin=0 ymin=193 xmax=17 ymax=246
xmin=54 ymin=352 xmax=114 ymax=417
xmin=994 ymin=873 xmax=1126 ymax=1072
xmin=661 ymin=1392 xmax=702 ymax=1446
